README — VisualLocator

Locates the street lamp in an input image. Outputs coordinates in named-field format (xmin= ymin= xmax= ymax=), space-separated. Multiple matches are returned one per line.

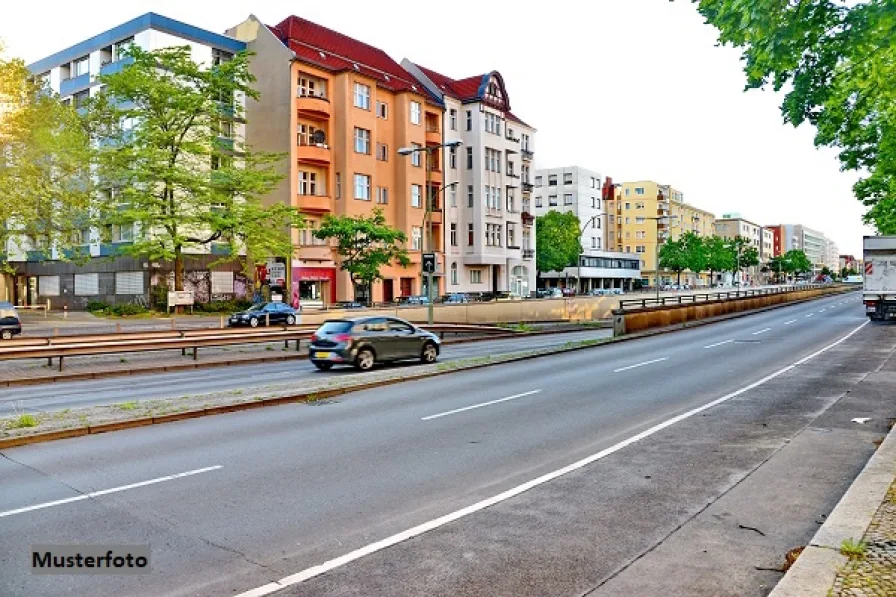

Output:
xmin=643 ymin=214 xmax=679 ymax=301
xmin=575 ymin=214 xmax=601 ymax=295
xmin=398 ymin=139 xmax=463 ymax=324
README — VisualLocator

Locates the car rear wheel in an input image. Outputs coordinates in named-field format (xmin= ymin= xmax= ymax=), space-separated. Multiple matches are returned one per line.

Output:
xmin=421 ymin=342 xmax=438 ymax=364
xmin=286 ymin=315 xmax=296 ymax=325
xmin=1 ymin=330 xmax=12 ymax=340
xmin=313 ymin=362 xmax=333 ymax=371
xmin=249 ymin=317 xmax=259 ymax=328
xmin=355 ymin=348 xmax=375 ymax=371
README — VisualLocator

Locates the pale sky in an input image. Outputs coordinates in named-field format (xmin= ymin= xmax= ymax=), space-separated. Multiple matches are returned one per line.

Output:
xmin=2 ymin=0 xmax=874 ymax=255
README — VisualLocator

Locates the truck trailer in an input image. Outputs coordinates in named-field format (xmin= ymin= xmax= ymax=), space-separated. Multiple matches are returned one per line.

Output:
xmin=863 ymin=235 xmax=896 ymax=321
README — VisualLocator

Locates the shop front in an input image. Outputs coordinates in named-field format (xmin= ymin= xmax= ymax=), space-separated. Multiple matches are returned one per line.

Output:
xmin=293 ymin=266 xmax=336 ymax=307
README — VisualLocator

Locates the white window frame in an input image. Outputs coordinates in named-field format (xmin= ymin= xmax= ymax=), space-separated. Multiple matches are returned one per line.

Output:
xmin=353 ymin=83 xmax=370 ymax=110
xmin=354 ymin=174 xmax=371 ymax=201
xmin=410 ymin=101 xmax=421 ymax=125
xmin=411 ymin=184 xmax=422 ymax=208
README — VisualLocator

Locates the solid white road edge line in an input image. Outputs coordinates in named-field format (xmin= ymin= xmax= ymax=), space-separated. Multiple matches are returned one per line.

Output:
xmin=613 ymin=357 xmax=668 ymax=373
xmin=752 ymin=328 xmax=772 ymax=335
xmin=421 ymin=390 xmax=542 ymax=421
xmin=0 ymin=466 xmax=223 ymax=519
xmin=704 ymin=339 xmax=734 ymax=349
xmin=229 ymin=319 xmax=871 ymax=597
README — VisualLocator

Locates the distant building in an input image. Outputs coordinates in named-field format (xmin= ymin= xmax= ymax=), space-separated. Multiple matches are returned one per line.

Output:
xmin=714 ymin=213 xmax=771 ymax=284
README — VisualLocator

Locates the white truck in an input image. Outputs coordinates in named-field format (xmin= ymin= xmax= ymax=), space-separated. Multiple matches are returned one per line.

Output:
xmin=863 ymin=235 xmax=896 ymax=321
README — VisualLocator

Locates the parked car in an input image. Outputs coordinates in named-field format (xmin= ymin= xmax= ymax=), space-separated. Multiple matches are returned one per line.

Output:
xmin=228 ymin=302 xmax=300 ymax=327
xmin=0 ymin=302 xmax=22 ymax=340
xmin=396 ymin=295 xmax=430 ymax=305
xmin=309 ymin=316 xmax=441 ymax=371
xmin=442 ymin=293 xmax=470 ymax=304
xmin=332 ymin=301 xmax=366 ymax=309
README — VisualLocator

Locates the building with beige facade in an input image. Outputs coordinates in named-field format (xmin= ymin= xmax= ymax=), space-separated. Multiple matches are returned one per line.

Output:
xmin=608 ymin=181 xmax=716 ymax=287
xmin=714 ymin=213 xmax=775 ymax=284
xmin=230 ymin=15 xmax=445 ymax=304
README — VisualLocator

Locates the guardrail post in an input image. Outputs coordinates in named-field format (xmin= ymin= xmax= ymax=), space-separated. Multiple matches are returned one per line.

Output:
xmin=171 ymin=319 xmax=176 ymax=331
xmin=116 ymin=323 xmax=122 ymax=333
xmin=46 ymin=299 xmax=50 ymax=318
xmin=265 ymin=313 xmax=270 ymax=327
xmin=220 ymin=316 xmax=224 ymax=329
xmin=193 ymin=347 xmax=198 ymax=360
xmin=58 ymin=356 xmax=63 ymax=372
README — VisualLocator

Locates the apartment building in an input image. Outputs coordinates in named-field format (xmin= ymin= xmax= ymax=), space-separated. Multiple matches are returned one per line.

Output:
xmin=9 ymin=13 xmax=247 ymax=308
xmin=610 ymin=181 xmax=717 ymax=287
xmin=824 ymin=238 xmax=840 ymax=273
xmin=765 ymin=224 xmax=803 ymax=257
xmin=530 ymin=167 xmax=639 ymax=291
xmin=714 ymin=213 xmax=776 ymax=284
xmin=402 ymin=61 xmax=537 ymax=297
xmin=230 ymin=16 xmax=445 ymax=304
xmin=794 ymin=225 xmax=827 ymax=275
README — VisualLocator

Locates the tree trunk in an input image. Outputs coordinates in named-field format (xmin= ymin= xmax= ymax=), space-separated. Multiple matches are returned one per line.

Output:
xmin=676 ymin=270 xmax=682 ymax=286
xmin=174 ymin=245 xmax=184 ymax=314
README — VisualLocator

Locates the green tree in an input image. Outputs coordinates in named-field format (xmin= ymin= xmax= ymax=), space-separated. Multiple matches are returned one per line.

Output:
xmin=535 ymin=210 xmax=581 ymax=277
xmin=704 ymin=235 xmax=735 ymax=286
xmin=659 ymin=237 xmax=688 ymax=286
xmin=783 ymin=249 xmax=813 ymax=279
xmin=821 ymin=266 xmax=833 ymax=277
xmin=0 ymin=45 xmax=93 ymax=272
xmin=685 ymin=0 xmax=896 ymax=232
xmin=681 ymin=232 xmax=708 ymax=282
xmin=728 ymin=236 xmax=759 ymax=283
xmin=313 ymin=209 xmax=410 ymax=306
xmin=768 ymin=255 xmax=787 ymax=284
xmin=86 ymin=45 xmax=296 ymax=295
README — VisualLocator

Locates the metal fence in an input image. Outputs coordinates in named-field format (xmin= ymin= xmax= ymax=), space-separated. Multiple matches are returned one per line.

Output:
xmin=618 ymin=284 xmax=829 ymax=311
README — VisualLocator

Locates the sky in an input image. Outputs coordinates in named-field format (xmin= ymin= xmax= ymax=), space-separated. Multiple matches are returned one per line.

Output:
xmin=1 ymin=0 xmax=874 ymax=255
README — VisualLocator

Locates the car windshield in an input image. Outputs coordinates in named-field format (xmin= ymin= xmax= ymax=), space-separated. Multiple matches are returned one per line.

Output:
xmin=317 ymin=321 xmax=353 ymax=334
xmin=246 ymin=304 xmax=266 ymax=312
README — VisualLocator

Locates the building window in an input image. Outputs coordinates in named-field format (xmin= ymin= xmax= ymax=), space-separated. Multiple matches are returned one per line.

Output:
xmin=486 ymin=224 xmax=502 ymax=247
xmin=636 ymin=245 xmax=646 ymax=253
xmin=485 ymin=148 xmax=501 ymax=172
xmin=548 ymin=175 xmax=558 ymax=186
xmin=535 ymin=176 xmax=543 ymax=187
xmin=625 ymin=188 xmax=631 ymax=196
xmin=73 ymin=56 xmax=89 ymax=77
xmin=376 ymin=143 xmax=388 ymax=161
xmin=353 ymin=83 xmax=370 ymax=109
xmin=410 ymin=101 xmax=421 ymax=125
xmin=411 ymin=143 xmax=422 ymax=167
xmin=411 ymin=226 xmax=422 ymax=250
xmin=468 ymin=223 xmax=474 ymax=246
xmin=625 ymin=202 xmax=631 ymax=210
xmin=336 ymin=173 xmax=341 ymax=199
xmin=564 ymin=194 xmax=573 ymax=205
xmin=636 ymin=217 xmax=646 ymax=223
xmin=450 ymin=109 xmax=457 ymax=130
xmin=376 ymin=101 xmax=388 ymax=119
xmin=449 ymin=146 xmax=457 ymax=169
xmin=535 ymin=196 xmax=543 ymax=208
xmin=449 ymin=186 xmax=457 ymax=207
xmin=451 ymin=262 xmax=458 ymax=284
xmin=635 ymin=187 xmax=645 ymax=195
xmin=466 ymin=147 xmax=473 ymax=169
xmin=635 ymin=202 xmax=645 ymax=209
xmin=507 ymin=224 xmax=516 ymax=247
xmin=549 ymin=195 xmax=558 ymax=206
xmin=450 ymin=223 xmax=457 ymax=246
xmin=466 ymin=110 xmax=472 ymax=131
xmin=376 ymin=187 xmax=388 ymax=204
xmin=471 ymin=269 xmax=482 ymax=284
xmin=354 ymin=174 xmax=370 ymax=200
xmin=564 ymin=173 xmax=573 ymax=185
xmin=298 ymin=171 xmax=317 ymax=195
xmin=591 ymin=237 xmax=597 ymax=249
xmin=354 ymin=127 xmax=370 ymax=154
xmin=411 ymin=184 xmax=422 ymax=208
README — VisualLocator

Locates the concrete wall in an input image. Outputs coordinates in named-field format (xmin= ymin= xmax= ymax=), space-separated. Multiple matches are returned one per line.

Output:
xmin=620 ymin=286 xmax=851 ymax=334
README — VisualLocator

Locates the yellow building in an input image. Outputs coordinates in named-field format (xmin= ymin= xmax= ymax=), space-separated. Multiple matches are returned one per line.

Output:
xmin=230 ymin=15 xmax=444 ymax=305
xmin=607 ymin=181 xmax=716 ymax=287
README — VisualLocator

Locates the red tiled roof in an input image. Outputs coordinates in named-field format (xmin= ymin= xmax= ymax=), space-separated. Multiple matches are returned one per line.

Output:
xmin=414 ymin=64 xmax=485 ymax=101
xmin=271 ymin=16 xmax=423 ymax=94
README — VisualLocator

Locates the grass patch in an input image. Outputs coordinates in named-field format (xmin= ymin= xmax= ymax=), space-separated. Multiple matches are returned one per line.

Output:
xmin=119 ymin=358 xmax=128 ymax=364
xmin=840 ymin=538 xmax=867 ymax=559
xmin=115 ymin=401 xmax=139 ymax=411
xmin=7 ymin=413 xmax=39 ymax=429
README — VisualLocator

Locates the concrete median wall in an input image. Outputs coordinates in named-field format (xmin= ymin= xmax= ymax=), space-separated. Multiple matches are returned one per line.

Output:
xmin=300 ymin=296 xmax=620 ymax=326
xmin=619 ymin=286 xmax=852 ymax=334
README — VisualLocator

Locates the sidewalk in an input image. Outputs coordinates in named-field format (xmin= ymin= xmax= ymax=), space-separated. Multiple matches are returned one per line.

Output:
xmin=769 ymin=354 xmax=896 ymax=597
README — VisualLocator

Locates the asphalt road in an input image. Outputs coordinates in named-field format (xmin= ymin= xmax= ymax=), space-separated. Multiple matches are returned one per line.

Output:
xmin=1 ymin=290 xmax=888 ymax=597
xmin=0 ymin=329 xmax=610 ymax=413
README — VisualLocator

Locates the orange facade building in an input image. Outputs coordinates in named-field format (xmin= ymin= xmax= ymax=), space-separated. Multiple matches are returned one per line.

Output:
xmin=229 ymin=15 xmax=445 ymax=304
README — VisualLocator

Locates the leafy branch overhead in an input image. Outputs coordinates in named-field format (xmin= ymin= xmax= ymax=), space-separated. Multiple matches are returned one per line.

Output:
xmin=685 ymin=0 xmax=896 ymax=232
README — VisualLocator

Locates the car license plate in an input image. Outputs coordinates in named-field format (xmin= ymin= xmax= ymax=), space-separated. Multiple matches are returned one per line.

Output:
xmin=314 ymin=352 xmax=332 ymax=359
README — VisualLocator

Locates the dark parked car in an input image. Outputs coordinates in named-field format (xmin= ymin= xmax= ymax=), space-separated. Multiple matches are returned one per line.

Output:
xmin=442 ymin=293 xmax=470 ymax=304
xmin=0 ymin=302 xmax=22 ymax=340
xmin=228 ymin=302 xmax=299 ymax=327
xmin=331 ymin=301 xmax=366 ymax=310
xmin=309 ymin=316 xmax=440 ymax=371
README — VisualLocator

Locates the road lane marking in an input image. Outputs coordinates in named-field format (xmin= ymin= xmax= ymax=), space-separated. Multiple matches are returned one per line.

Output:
xmin=0 ymin=466 xmax=223 ymax=519
xmin=820 ymin=308 xmax=827 ymax=312
xmin=806 ymin=313 xmax=814 ymax=317
xmin=752 ymin=328 xmax=772 ymax=335
xmin=784 ymin=320 xmax=797 ymax=325
xmin=613 ymin=358 xmax=668 ymax=373
xmin=704 ymin=339 xmax=734 ymax=349
xmin=233 ymin=321 xmax=871 ymax=597
xmin=421 ymin=390 xmax=541 ymax=421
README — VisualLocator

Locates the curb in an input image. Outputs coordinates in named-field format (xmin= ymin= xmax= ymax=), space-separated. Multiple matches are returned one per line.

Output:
xmin=768 ymin=420 xmax=896 ymax=596
xmin=0 ymin=290 xmax=857 ymax=450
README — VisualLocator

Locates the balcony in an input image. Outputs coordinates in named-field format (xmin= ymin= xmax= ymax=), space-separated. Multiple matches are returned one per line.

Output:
xmin=297 ymin=142 xmax=331 ymax=165
xmin=506 ymin=172 xmax=521 ymax=179
xmin=296 ymin=94 xmax=331 ymax=120
xmin=506 ymin=132 xmax=521 ymax=143
xmin=296 ymin=193 xmax=332 ymax=213
xmin=60 ymin=73 xmax=89 ymax=97
xmin=425 ymin=125 xmax=442 ymax=145
xmin=521 ymin=149 xmax=534 ymax=161
xmin=298 ymin=244 xmax=334 ymax=261
xmin=99 ymin=56 xmax=134 ymax=77
xmin=521 ymin=181 xmax=534 ymax=193
xmin=521 ymin=212 xmax=535 ymax=226
xmin=523 ymin=249 xmax=535 ymax=260
xmin=429 ymin=209 xmax=443 ymax=225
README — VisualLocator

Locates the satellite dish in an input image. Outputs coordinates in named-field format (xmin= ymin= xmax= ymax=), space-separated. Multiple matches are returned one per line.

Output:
xmin=311 ymin=130 xmax=326 ymax=145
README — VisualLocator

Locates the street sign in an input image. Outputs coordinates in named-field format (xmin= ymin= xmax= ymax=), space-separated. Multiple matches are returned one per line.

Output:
xmin=266 ymin=259 xmax=286 ymax=286
xmin=422 ymin=253 xmax=436 ymax=274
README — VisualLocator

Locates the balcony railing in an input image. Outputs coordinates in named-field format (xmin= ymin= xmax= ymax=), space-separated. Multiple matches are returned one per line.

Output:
xmin=506 ymin=172 xmax=520 ymax=179
xmin=521 ymin=212 xmax=535 ymax=225
xmin=506 ymin=132 xmax=521 ymax=143
xmin=523 ymin=249 xmax=535 ymax=259
xmin=521 ymin=149 xmax=533 ymax=161
xmin=521 ymin=181 xmax=534 ymax=193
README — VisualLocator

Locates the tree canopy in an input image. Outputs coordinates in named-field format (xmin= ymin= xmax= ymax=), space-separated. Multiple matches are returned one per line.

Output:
xmin=535 ymin=210 xmax=581 ymax=275
xmin=313 ymin=209 xmax=410 ymax=305
xmin=687 ymin=0 xmax=896 ymax=232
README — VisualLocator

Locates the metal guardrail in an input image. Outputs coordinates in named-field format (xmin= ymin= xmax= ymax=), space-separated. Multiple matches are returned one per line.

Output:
xmin=618 ymin=284 xmax=832 ymax=310
xmin=0 ymin=323 xmax=514 ymax=371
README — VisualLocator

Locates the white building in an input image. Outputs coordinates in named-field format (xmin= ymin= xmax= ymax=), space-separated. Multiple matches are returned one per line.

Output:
xmin=403 ymin=62 xmax=537 ymax=297
xmin=824 ymin=238 xmax=840 ymax=273
xmin=532 ymin=166 xmax=640 ymax=291
xmin=8 ymin=13 xmax=247 ymax=308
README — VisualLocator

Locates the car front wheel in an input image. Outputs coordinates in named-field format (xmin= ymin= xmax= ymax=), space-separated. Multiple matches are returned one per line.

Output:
xmin=286 ymin=315 xmax=296 ymax=325
xmin=249 ymin=317 xmax=259 ymax=328
xmin=355 ymin=348 xmax=375 ymax=371
xmin=1 ymin=330 xmax=12 ymax=340
xmin=421 ymin=342 xmax=438 ymax=364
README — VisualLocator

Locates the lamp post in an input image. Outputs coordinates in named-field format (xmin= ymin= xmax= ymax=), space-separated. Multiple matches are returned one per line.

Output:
xmin=398 ymin=139 xmax=463 ymax=324
xmin=576 ymin=214 xmax=600 ymax=295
